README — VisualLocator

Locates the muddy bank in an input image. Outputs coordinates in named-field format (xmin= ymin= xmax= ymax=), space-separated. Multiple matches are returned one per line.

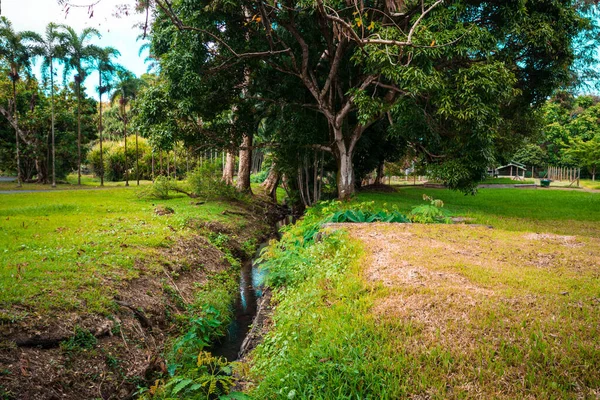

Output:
xmin=0 ymin=207 xmax=274 ymax=399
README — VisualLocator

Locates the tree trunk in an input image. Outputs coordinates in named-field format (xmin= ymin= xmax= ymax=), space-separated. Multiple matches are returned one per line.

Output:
xmin=375 ymin=160 xmax=385 ymax=185
xmin=51 ymin=62 xmax=56 ymax=187
xmin=123 ymin=114 xmax=129 ymax=186
xmin=159 ymin=150 xmax=163 ymax=176
xmin=222 ymin=150 xmax=236 ymax=185
xmin=135 ymin=130 xmax=140 ymax=185
xmin=77 ymin=79 xmax=81 ymax=185
xmin=236 ymin=133 xmax=253 ymax=193
xmin=35 ymin=157 xmax=47 ymax=184
xmin=174 ymin=145 xmax=177 ymax=181
xmin=593 ymin=166 xmax=596 ymax=181
xmin=334 ymin=141 xmax=355 ymax=200
xmin=261 ymin=163 xmax=279 ymax=202
xmin=12 ymin=79 xmax=22 ymax=187
xmin=98 ymin=72 xmax=104 ymax=186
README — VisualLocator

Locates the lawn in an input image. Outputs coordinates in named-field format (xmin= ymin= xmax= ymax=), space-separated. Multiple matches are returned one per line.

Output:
xmin=356 ymin=186 xmax=600 ymax=237
xmin=0 ymin=174 xmax=153 ymax=191
xmin=480 ymin=177 xmax=535 ymax=184
xmin=0 ymin=187 xmax=247 ymax=320
xmin=249 ymin=188 xmax=600 ymax=399
xmin=580 ymin=179 xmax=600 ymax=190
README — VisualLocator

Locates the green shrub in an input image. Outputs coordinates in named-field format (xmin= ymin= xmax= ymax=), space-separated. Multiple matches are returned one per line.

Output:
xmin=138 ymin=176 xmax=175 ymax=200
xmin=408 ymin=194 xmax=451 ymax=223
xmin=87 ymin=136 xmax=152 ymax=182
xmin=187 ymin=163 xmax=242 ymax=201
xmin=250 ymin=170 xmax=268 ymax=183
xmin=60 ymin=327 xmax=97 ymax=352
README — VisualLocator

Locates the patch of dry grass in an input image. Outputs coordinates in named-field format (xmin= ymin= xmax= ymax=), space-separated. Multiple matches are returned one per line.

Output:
xmin=347 ymin=223 xmax=600 ymax=399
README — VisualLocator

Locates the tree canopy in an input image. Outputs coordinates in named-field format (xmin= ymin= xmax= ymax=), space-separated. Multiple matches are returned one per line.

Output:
xmin=137 ymin=0 xmax=598 ymax=198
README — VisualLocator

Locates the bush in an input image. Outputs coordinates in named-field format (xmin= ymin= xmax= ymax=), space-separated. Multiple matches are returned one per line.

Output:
xmin=250 ymin=170 xmax=268 ymax=183
xmin=408 ymin=194 xmax=451 ymax=223
xmin=187 ymin=163 xmax=242 ymax=201
xmin=138 ymin=176 xmax=176 ymax=200
xmin=87 ymin=136 xmax=153 ymax=182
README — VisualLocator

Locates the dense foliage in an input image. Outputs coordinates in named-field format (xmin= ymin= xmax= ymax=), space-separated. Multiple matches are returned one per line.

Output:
xmin=135 ymin=0 xmax=598 ymax=198
xmin=0 ymin=75 xmax=96 ymax=180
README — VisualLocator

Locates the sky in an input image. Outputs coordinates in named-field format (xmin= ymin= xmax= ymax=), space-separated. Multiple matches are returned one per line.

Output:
xmin=2 ymin=0 xmax=149 ymax=99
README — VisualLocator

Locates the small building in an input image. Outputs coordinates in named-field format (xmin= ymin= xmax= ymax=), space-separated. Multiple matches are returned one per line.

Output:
xmin=495 ymin=161 xmax=527 ymax=179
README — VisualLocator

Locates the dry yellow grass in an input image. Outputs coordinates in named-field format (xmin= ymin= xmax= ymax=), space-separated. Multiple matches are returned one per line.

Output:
xmin=345 ymin=223 xmax=600 ymax=399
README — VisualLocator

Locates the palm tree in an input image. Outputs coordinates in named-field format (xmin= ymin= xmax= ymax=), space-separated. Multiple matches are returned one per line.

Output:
xmin=110 ymin=68 xmax=143 ymax=186
xmin=91 ymin=46 xmax=120 ymax=186
xmin=60 ymin=25 xmax=101 ymax=185
xmin=27 ymin=23 xmax=67 ymax=187
xmin=0 ymin=17 xmax=38 ymax=187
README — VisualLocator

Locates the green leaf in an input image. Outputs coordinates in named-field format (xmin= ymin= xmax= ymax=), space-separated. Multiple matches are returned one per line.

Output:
xmin=172 ymin=378 xmax=193 ymax=394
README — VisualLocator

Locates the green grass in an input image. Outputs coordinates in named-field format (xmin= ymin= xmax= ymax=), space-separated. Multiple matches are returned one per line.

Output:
xmin=0 ymin=187 xmax=246 ymax=318
xmin=355 ymin=187 xmax=600 ymax=237
xmin=249 ymin=194 xmax=600 ymax=399
xmin=480 ymin=177 xmax=535 ymax=184
xmin=0 ymin=174 xmax=153 ymax=191
xmin=580 ymin=179 xmax=600 ymax=190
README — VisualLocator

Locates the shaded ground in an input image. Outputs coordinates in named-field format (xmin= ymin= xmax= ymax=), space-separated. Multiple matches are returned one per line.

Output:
xmin=343 ymin=223 xmax=600 ymax=399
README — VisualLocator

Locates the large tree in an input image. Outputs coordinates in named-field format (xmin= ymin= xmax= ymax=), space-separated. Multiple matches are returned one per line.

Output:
xmin=28 ymin=23 xmax=67 ymax=187
xmin=144 ymin=0 xmax=594 ymax=199
xmin=110 ymin=68 xmax=143 ymax=186
xmin=0 ymin=17 xmax=38 ymax=186
xmin=91 ymin=46 xmax=121 ymax=186
xmin=566 ymin=135 xmax=600 ymax=180
xmin=61 ymin=25 xmax=101 ymax=185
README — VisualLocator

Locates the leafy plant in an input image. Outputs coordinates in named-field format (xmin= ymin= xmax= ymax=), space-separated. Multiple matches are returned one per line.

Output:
xmin=409 ymin=194 xmax=451 ymax=224
xmin=326 ymin=209 xmax=409 ymax=223
xmin=144 ymin=352 xmax=235 ymax=399
xmin=167 ymin=306 xmax=224 ymax=376
xmin=188 ymin=163 xmax=243 ymax=201
xmin=60 ymin=327 xmax=97 ymax=352
xmin=138 ymin=175 xmax=175 ymax=200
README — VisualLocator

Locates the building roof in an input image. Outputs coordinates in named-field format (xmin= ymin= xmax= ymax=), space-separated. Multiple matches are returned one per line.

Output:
xmin=496 ymin=161 xmax=526 ymax=171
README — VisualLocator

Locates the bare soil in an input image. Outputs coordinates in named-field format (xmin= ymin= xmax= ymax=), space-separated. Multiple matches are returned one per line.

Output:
xmin=0 ymin=216 xmax=271 ymax=400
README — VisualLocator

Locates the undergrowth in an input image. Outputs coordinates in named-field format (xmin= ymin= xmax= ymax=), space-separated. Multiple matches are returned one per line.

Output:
xmin=249 ymin=210 xmax=381 ymax=398
xmin=137 ymin=234 xmax=248 ymax=399
xmin=248 ymin=195 xmax=600 ymax=399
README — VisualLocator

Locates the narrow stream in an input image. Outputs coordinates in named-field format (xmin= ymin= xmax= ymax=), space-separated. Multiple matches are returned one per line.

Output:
xmin=211 ymin=244 xmax=268 ymax=361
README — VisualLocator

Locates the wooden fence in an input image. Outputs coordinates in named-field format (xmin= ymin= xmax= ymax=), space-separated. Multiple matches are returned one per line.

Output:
xmin=546 ymin=166 xmax=580 ymax=187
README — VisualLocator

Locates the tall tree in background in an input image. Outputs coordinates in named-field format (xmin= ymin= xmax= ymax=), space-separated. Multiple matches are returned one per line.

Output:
xmin=91 ymin=46 xmax=121 ymax=186
xmin=28 ymin=23 xmax=67 ymax=187
xmin=61 ymin=25 xmax=101 ymax=185
xmin=566 ymin=135 xmax=600 ymax=180
xmin=147 ymin=0 xmax=595 ymax=199
xmin=110 ymin=68 xmax=143 ymax=186
xmin=0 ymin=17 xmax=38 ymax=187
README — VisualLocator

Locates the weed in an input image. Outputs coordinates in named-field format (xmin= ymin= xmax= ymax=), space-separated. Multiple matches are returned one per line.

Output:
xmin=138 ymin=176 xmax=175 ymax=200
xmin=60 ymin=327 xmax=97 ymax=352
xmin=408 ymin=194 xmax=451 ymax=223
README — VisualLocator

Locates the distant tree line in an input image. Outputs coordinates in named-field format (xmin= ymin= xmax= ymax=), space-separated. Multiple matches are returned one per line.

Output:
xmin=0 ymin=17 xmax=149 ymax=186
xmin=5 ymin=0 xmax=600 ymax=202
xmin=509 ymin=93 xmax=600 ymax=180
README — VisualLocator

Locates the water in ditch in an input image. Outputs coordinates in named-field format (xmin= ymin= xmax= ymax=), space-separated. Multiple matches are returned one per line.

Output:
xmin=210 ymin=244 xmax=269 ymax=361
